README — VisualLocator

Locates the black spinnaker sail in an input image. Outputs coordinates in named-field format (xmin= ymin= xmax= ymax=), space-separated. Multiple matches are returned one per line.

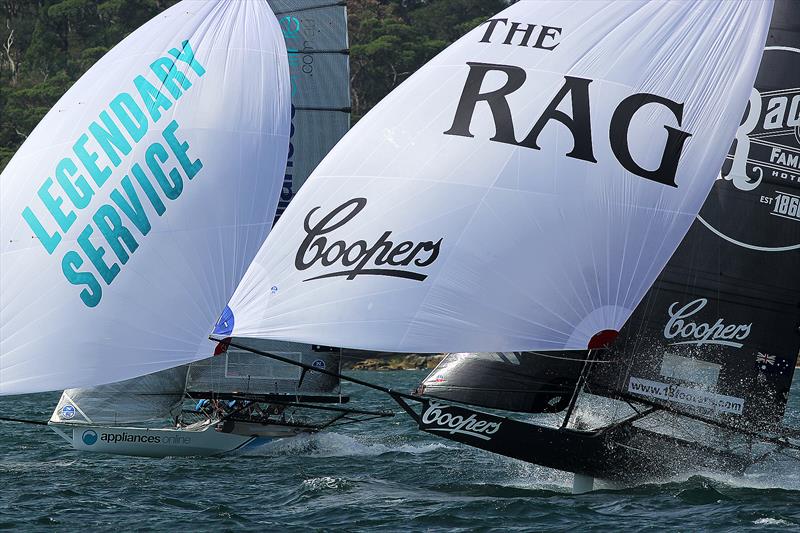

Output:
xmin=419 ymin=0 xmax=800 ymax=433
xmin=586 ymin=0 xmax=800 ymax=433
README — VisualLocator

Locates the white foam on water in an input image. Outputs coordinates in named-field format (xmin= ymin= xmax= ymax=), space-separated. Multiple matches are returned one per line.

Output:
xmin=470 ymin=447 xmax=578 ymax=493
xmin=241 ymin=431 xmax=453 ymax=458
xmin=753 ymin=518 xmax=792 ymax=526
xmin=301 ymin=476 xmax=353 ymax=491
xmin=0 ymin=459 xmax=79 ymax=473
xmin=707 ymin=465 xmax=800 ymax=491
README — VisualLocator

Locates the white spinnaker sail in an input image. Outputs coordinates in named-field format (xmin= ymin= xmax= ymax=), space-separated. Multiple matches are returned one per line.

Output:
xmin=225 ymin=0 xmax=771 ymax=353
xmin=0 ymin=1 xmax=291 ymax=395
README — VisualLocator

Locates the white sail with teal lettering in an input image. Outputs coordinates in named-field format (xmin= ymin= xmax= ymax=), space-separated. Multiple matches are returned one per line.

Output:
xmin=224 ymin=0 xmax=771 ymax=353
xmin=0 ymin=0 xmax=291 ymax=395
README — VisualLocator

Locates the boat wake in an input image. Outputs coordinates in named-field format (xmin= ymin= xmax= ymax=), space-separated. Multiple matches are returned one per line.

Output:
xmin=240 ymin=431 xmax=453 ymax=458
xmin=300 ymin=476 xmax=355 ymax=492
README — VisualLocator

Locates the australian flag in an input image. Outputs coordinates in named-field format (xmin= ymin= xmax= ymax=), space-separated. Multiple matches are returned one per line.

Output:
xmin=755 ymin=352 xmax=794 ymax=377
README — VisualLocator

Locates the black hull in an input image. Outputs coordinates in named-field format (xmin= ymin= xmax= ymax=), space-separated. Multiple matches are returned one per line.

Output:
xmin=396 ymin=397 xmax=750 ymax=484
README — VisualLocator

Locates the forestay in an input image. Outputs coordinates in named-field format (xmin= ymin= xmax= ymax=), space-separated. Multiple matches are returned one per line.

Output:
xmin=224 ymin=0 xmax=772 ymax=353
xmin=0 ymin=1 xmax=291 ymax=394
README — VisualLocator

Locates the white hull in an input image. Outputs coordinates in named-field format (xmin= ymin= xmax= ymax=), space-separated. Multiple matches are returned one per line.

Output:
xmin=49 ymin=422 xmax=309 ymax=458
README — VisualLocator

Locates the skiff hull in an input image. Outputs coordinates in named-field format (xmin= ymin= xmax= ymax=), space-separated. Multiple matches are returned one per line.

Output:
xmin=48 ymin=423 xmax=306 ymax=458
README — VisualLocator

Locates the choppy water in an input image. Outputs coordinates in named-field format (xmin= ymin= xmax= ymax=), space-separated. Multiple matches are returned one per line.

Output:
xmin=1 ymin=371 xmax=799 ymax=532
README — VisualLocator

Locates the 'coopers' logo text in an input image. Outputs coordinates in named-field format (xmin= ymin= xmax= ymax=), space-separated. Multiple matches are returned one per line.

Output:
xmin=664 ymin=298 xmax=751 ymax=348
xmin=421 ymin=402 xmax=502 ymax=441
xmin=296 ymin=198 xmax=443 ymax=282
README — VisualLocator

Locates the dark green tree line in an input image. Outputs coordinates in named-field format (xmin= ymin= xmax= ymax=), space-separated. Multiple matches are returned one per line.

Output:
xmin=0 ymin=0 xmax=508 ymax=169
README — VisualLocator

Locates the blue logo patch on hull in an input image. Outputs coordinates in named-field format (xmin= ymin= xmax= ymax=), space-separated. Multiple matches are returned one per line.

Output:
xmin=60 ymin=404 xmax=76 ymax=420
xmin=82 ymin=430 xmax=98 ymax=445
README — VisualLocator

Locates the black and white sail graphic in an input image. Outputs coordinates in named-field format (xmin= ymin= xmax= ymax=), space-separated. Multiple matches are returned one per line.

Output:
xmin=225 ymin=1 xmax=770 ymax=353
xmin=588 ymin=0 xmax=800 ymax=431
xmin=268 ymin=0 xmax=350 ymax=222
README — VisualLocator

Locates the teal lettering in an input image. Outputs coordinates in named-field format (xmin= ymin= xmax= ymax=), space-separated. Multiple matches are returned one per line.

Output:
xmin=38 ymin=177 xmax=76 ymax=233
xmin=168 ymin=40 xmax=206 ymax=77
xmin=89 ymin=111 xmax=131 ymax=167
xmin=77 ymin=224 xmax=119 ymax=285
xmin=145 ymin=142 xmax=183 ymax=200
xmin=55 ymin=157 xmax=93 ymax=209
xmin=110 ymin=92 xmax=148 ymax=143
xmin=22 ymin=206 xmax=61 ymax=254
xmin=150 ymin=57 xmax=192 ymax=99
xmin=130 ymin=163 xmax=166 ymax=216
xmin=62 ymin=251 xmax=102 ymax=307
xmin=74 ymin=133 xmax=112 ymax=187
xmin=110 ymin=176 xmax=152 ymax=236
xmin=94 ymin=204 xmax=139 ymax=265
xmin=134 ymin=75 xmax=172 ymax=122
xmin=163 ymin=120 xmax=203 ymax=179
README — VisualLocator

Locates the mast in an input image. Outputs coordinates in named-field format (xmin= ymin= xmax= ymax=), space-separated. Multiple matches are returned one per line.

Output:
xmin=267 ymin=0 xmax=350 ymax=222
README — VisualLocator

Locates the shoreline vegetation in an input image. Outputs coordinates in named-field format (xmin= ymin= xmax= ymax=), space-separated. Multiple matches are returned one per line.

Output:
xmin=343 ymin=353 xmax=444 ymax=371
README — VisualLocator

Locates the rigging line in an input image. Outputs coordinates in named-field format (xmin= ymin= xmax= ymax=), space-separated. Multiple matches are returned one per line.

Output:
xmin=615 ymin=392 xmax=800 ymax=452
xmin=288 ymin=49 xmax=349 ymax=55
xmin=210 ymin=336 xmax=419 ymax=402
xmin=273 ymin=1 xmax=346 ymax=16
xmin=526 ymin=351 xmax=616 ymax=363
xmin=561 ymin=350 xmax=595 ymax=429
xmin=0 ymin=416 xmax=48 ymax=426
xmin=294 ymin=105 xmax=352 ymax=113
